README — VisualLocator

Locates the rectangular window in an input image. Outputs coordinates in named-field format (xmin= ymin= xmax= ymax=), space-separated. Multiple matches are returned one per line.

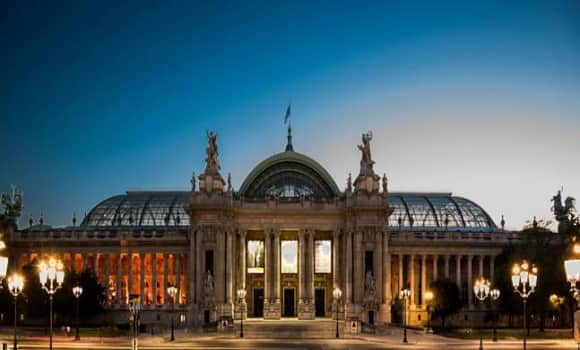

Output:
xmin=205 ymin=250 xmax=214 ymax=275
xmin=247 ymin=240 xmax=265 ymax=274
xmin=315 ymin=240 xmax=331 ymax=273
xmin=365 ymin=250 xmax=374 ymax=275
xmin=281 ymin=240 xmax=298 ymax=273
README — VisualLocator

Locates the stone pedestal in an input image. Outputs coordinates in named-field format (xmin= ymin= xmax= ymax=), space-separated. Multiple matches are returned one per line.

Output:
xmin=264 ymin=300 xmax=281 ymax=320
xmin=198 ymin=173 xmax=225 ymax=193
xmin=298 ymin=300 xmax=314 ymax=319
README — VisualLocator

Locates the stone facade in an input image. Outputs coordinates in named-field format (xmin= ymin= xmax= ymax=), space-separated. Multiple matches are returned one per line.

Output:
xmin=4 ymin=132 xmax=519 ymax=328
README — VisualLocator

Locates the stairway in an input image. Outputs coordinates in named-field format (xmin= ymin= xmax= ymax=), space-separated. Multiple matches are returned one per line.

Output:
xmin=240 ymin=318 xmax=339 ymax=339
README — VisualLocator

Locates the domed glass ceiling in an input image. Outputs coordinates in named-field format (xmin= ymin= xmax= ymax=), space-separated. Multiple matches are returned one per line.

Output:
xmin=82 ymin=191 xmax=496 ymax=232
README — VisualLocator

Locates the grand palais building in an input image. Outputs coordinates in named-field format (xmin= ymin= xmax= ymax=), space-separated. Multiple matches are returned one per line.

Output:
xmin=6 ymin=129 xmax=516 ymax=331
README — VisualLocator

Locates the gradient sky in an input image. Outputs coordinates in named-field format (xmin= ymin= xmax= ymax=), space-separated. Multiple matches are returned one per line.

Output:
xmin=1 ymin=1 xmax=579 ymax=229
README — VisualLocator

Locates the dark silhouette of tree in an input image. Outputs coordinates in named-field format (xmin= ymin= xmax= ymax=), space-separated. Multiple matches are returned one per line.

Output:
xmin=54 ymin=269 xmax=106 ymax=325
xmin=430 ymin=278 xmax=462 ymax=330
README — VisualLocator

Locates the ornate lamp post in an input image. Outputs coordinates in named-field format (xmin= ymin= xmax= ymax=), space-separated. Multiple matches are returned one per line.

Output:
xmin=424 ymin=290 xmax=433 ymax=333
xmin=0 ymin=237 xmax=8 ymax=282
xmin=512 ymin=260 xmax=537 ymax=350
xmin=333 ymin=287 xmax=342 ymax=338
xmin=8 ymin=273 xmax=24 ymax=350
xmin=237 ymin=288 xmax=246 ymax=338
xmin=39 ymin=257 xmax=65 ymax=350
xmin=490 ymin=288 xmax=501 ymax=342
xmin=167 ymin=285 xmax=178 ymax=341
xmin=128 ymin=296 xmax=141 ymax=350
xmin=564 ymin=244 xmax=580 ymax=342
xmin=473 ymin=278 xmax=491 ymax=350
xmin=400 ymin=288 xmax=411 ymax=343
xmin=72 ymin=284 xmax=83 ymax=341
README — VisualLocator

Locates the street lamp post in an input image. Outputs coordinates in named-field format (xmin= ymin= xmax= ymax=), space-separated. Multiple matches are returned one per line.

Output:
xmin=72 ymin=284 xmax=83 ymax=341
xmin=564 ymin=244 xmax=580 ymax=342
xmin=400 ymin=288 xmax=411 ymax=343
xmin=167 ymin=285 xmax=178 ymax=341
xmin=473 ymin=277 xmax=491 ymax=350
xmin=333 ymin=287 xmax=342 ymax=338
xmin=237 ymin=288 xmax=246 ymax=338
xmin=490 ymin=288 xmax=501 ymax=342
xmin=8 ymin=273 xmax=24 ymax=350
xmin=424 ymin=290 xmax=433 ymax=334
xmin=512 ymin=260 xmax=538 ymax=350
xmin=128 ymin=296 xmax=141 ymax=350
xmin=39 ymin=258 xmax=65 ymax=350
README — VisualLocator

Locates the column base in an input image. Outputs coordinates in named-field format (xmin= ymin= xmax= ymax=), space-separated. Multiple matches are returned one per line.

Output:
xmin=346 ymin=303 xmax=361 ymax=320
xmin=264 ymin=300 xmax=281 ymax=320
xmin=298 ymin=299 xmax=314 ymax=320
xmin=379 ymin=302 xmax=392 ymax=324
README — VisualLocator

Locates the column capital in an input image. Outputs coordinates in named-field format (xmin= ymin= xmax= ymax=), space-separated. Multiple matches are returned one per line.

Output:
xmin=468 ymin=254 xmax=474 ymax=261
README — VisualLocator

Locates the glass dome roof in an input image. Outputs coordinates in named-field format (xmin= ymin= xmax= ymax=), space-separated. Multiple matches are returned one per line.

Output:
xmin=82 ymin=190 xmax=497 ymax=232
xmin=82 ymin=191 xmax=190 ymax=228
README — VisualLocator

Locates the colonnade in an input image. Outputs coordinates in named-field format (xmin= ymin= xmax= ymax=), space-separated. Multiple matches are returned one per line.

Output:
xmin=393 ymin=253 xmax=496 ymax=308
xmin=22 ymin=251 xmax=188 ymax=307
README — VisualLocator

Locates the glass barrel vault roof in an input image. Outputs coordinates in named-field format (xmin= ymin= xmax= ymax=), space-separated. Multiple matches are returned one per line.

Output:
xmin=82 ymin=191 xmax=497 ymax=232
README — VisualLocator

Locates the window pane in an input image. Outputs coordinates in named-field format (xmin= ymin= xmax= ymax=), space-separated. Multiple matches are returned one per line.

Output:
xmin=281 ymin=240 xmax=298 ymax=273
xmin=247 ymin=240 xmax=264 ymax=274
xmin=315 ymin=240 xmax=331 ymax=273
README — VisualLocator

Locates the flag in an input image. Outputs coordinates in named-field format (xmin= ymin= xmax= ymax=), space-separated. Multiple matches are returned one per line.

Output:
xmin=284 ymin=104 xmax=291 ymax=124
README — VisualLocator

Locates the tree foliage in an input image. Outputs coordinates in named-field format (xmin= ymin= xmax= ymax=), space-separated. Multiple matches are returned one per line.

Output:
xmin=430 ymin=278 xmax=462 ymax=329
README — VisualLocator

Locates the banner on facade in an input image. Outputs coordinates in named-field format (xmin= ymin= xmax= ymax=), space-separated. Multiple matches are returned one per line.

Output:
xmin=281 ymin=240 xmax=298 ymax=273
xmin=247 ymin=240 xmax=265 ymax=273
xmin=315 ymin=240 xmax=331 ymax=273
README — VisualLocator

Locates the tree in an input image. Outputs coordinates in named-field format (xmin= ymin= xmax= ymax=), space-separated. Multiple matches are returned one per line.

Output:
xmin=54 ymin=269 xmax=106 ymax=325
xmin=495 ymin=218 xmax=571 ymax=331
xmin=430 ymin=278 xmax=462 ymax=330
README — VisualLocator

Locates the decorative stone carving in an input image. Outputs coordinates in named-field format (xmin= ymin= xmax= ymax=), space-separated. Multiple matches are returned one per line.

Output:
xmin=203 ymin=270 xmax=215 ymax=308
xmin=353 ymin=132 xmax=380 ymax=193
xmin=552 ymin=189 xmax=579 ymax=234
xmin=198 ymin=131 xmax=225 ymax=193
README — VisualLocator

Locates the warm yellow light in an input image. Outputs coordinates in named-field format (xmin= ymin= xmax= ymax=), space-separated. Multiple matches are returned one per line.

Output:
xmin=424 ymin=290 xmax=434 ymax=302
xmin=574 ymin=244 xmax=580 ymax=255
xmin=512 ymin=264 xmax=520 ymax=275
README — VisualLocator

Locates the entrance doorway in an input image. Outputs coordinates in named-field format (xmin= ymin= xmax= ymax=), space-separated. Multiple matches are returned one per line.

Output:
xmin=253 ymin=288 xmax=264 ymax=317
xmin=283 ymin=288 xmax=295 ymax=317
xmin=315 ymin=288 xmax=325 ymax=317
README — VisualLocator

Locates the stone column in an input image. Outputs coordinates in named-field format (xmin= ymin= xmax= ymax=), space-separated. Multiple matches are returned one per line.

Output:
xmin=421 ymin=255 xmax=427 ymax=305
xmin=308 ymin=231 xmax=315 ymax=303
xmin=345 ymin=231 xmax=353 ymax=304
xmin=383 ymin=233 xmax=391 ymax=302
xmin=490 ymin=256 xmax=495 ymax=283
xmin=467 ymin=255 xmax=473 ymax=307
xmin=409 ymin=255 xmax=416 ymax=305
xmin=479 ymin=255 xmax=484 ymax=278
xmin=226 ymin=231 xmax=234 ymax=305
xmin=432 ymin=255 xmax=438 ymax=282
xmin=274 ymin=229 xmax=281 ymax=304
xmin=163 ymin=253 xmax=169 ymax=305
xmin=398 ymin=254 xmax=404 ymax=292
xmin=455 ymin=255 xmax=462 ymax=288
xmin=128 ymin=252 xmax=133 ymax=298
xmin=104 ymin=253 xmax=110 ymax=291
xmin=240 ymin=231 xmax=247 ymax=289
xmin=376 ymin=231 xmax=383 ymax=304
xmin=444 ymin=255 xmax=450 ymax=278
xmin=152 ymin=252 xmax=158 ymax=305
xmin=116 ymin=253 xmax=122 ymax=305
xmin=195 ymin=229 xmax=203 ymax=306
xmin=299 ymin=229 xmax=306 ymax=303
xmin=175 ymin=254 xmax=181 ymax=304
xmin=354 ymin=231 xmax=363 ymax=304
xmin=333 ymin=230 xmax=340 ymax=288
xmin=215 ymin=230 xmax=225 ymax=304
xmin=264 ymin=231 xmax=271 ymax=302
xmin=189 ymin=230 xmax=196 ymax=306
xmin=140 ymin=253 xmax=145 ymax=302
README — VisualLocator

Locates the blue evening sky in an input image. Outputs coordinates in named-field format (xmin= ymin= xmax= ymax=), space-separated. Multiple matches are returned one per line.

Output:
xmin=1 ymin=1 xmax=579 ymax=229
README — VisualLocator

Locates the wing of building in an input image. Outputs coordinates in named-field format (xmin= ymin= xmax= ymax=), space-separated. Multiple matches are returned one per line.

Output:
xmin=7 ymin=130 xmax=516 ymax=330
